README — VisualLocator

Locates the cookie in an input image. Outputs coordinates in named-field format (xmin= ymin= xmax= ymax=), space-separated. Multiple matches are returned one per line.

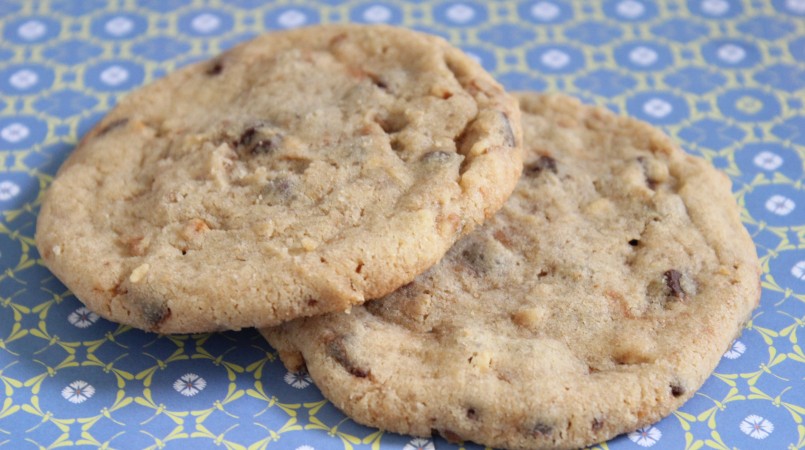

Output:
xmin=261 ymin=93 xmax=761 ymax=449
xmin=35 ymin=25 xmax=522 ymax=333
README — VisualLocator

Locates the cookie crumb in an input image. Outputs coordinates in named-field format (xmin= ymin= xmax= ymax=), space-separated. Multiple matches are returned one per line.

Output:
xmin=301 ymin=237 xmax=317 ymax=251
xmin=129 ymin=263 xmax=150 ymax=283
xmin=468 ymin=351 xmax=492 ymax=371
xmin=512 ymin=307 xmax=545 ymax=330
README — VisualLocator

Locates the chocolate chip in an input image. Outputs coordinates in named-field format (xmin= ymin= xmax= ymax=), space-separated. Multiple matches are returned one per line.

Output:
xmin=113 ymin=282 xmax=127 ymax=296
xmin=466 ymin=408 xmax=477 ymax=420
xmin=436 ymin=429 xmax=463 ymax=443
xmin=501 ymin=112 xmax=515 ymax=147
xmin=326 ymin=336 xmax=368 ymax=378
xmin=670 ymin=383 xmax=685 ymax=397
xmin=664 ymin=269 xmax=685 ymax=300
xmin=530 ymin=422 xmax=554 ymax=437
xmin=629 ymin=239 xmax=639 ymax=246
xmin=370 ymin=75 xmax=388 ymax=90
xmin=206 ymin=59 xmax=224 ymax=76
xmin=592 ymin=417 xmax=605 ymax=431
xmin=239 ymin=127 xmax=257 ymax=145
xmin=238 ymin=124 xmax=283 ymax=154
xmin=525 ymin=156 xmax=558 ymax=176
xmin=141 ymin=300 xmax=171 ymax=330
xmin=97 ymin=118 xmax=129 ymax=137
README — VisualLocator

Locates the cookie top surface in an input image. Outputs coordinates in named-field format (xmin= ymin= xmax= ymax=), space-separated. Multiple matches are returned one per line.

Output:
xmin=35 ymin=25 xmax=522 ymax=333
xmin=261 ymin=93 xmax=760 ymax=449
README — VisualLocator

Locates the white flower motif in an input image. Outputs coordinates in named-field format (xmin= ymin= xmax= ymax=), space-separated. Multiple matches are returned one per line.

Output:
xmin=541 ymin=49 xmax=570 ymax=69
xmin=295 ymin=446 xmax=315 ymax=450
xmin=753 ymin=151 xmax=783 ymax=171
xmin=740 ymin=415 xmax=774 ymax=439
xmin=723 ymin=340 xmax=746 ymax=359
xmin=531 ymin=1 xmax=560 ymax=20
xmin=105 ymin=16 xmax=134 ymax=36
xmin=616 ymin=0 xmax=645 ymax=18
xmin=362 ymin=5 xmax=392 ymax=23
xmin=717 ymin=44 xmax=746 ymax=64
xmin=0 ymin=181 xmax=20 ymax=201
xmin=100 ymin=65 xmax=129 ymax=86
xmin=68 ymin=306 xmax=99 ymax=328
xmin=403 ymin=438 xmax=435 ymax=450
xmin=173 ymin=373 xmax=207 ymax=396
xmin=284 ymin=370 xmax=312 ymax=389
xmin=786 ymin=0 xmax=805 ymax=14
xmin=628 ymin=426 xmax=662 ymax=447
xmin=1 ymin=123 xmax=30 ymax=143
xmin=277 ymin=9 xmax=307 ymax=28
xmin=446 ymin=4 xmax=475 ymax=23
xmin=18 ymin=20 xmax=46 ymax=40
xmin=765 ymin=194 xmax=795 ymax=216
xmin=790 ymin=260 xmax=805 ymax=280
xmin=61 ymin=380 xmax=95 ymax=404
xmin=643 ymin=98 xmax=673 ymax=118
xmin=702 ymin=0 xmax=729 ymax=15
xmin=191 ymin=13 xmax=221 ymax=34
xmin=629 ymin=46 xmax=658 ymax=66
xmin=10 ymin=69 xmax=38 ymax=90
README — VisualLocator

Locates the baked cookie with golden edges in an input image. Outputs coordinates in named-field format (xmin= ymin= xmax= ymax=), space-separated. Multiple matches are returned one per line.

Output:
xmin=36 ymin=25 xmax=522 ymax=333
xmin=262 ymin=93 xmax=760 ymax=449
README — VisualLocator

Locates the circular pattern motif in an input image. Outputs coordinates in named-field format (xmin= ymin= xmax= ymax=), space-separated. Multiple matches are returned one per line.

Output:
xmin=628 ymin=426 xmax=662 ymax=447
xmin=266 ymin=7 xmax=320 ymax=29
xmin=173 ymin=373 xmax=207 ymax=396
xmin=67 ymin=306 xmax=99 ymax=328
xmin=284 ymin=371 xmax=312 ymax=389
xmin=529 ymin=1 xmax=562 ymax=21
xmin=61 ymin=380 xmax=96 ymax=404
xmin=0 ymin=123 xmax=29 ymax=144
xmin=739 ymin=415 xmax=774 ymax=439
xmin=0 ymin=180 xmax=21 ymax=201
xmin=723 ymin=340 xmax=746 ymax=359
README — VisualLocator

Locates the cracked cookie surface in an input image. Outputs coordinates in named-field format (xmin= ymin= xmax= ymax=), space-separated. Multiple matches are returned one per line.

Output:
xmin=35 ymin=25 xmax=522 ymax=333
xmin=261 ymin=93 xmax=760 ymax=450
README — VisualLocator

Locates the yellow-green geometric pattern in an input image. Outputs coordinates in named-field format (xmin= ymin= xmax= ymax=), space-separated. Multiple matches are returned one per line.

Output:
xmin=0 ymin=0 xmax=803 ymax=449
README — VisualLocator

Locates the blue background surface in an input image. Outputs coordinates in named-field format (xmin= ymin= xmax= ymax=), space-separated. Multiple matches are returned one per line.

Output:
xmin=1 ymin=1 xmax=804 ymax=449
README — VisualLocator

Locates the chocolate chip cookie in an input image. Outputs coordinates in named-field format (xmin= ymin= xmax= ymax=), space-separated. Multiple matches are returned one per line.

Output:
xmin=35 ymin=25 xmax=522 ymax=333
xmin=261 ymin=93 xmax=761 ymax=449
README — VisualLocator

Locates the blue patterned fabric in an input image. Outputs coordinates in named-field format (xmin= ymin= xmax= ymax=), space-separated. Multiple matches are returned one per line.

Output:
xmin=1 ymin=1 xmax=803 ymax=449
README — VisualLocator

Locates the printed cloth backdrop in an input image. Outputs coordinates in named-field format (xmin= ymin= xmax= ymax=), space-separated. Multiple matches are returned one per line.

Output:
xmin=0 ymin=0 xmax=803 ymax=449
